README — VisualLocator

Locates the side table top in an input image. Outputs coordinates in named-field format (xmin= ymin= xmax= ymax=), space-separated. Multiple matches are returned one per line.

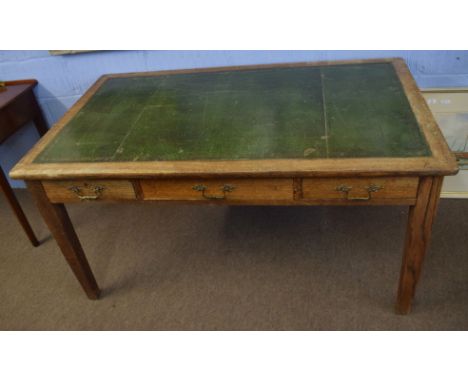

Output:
xmin=0 ymin=80 xmax=37 ymax=109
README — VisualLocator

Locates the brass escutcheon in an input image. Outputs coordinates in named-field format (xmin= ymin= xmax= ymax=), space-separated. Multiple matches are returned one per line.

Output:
xmin=192 ymin=184 xmax=235 ymax=200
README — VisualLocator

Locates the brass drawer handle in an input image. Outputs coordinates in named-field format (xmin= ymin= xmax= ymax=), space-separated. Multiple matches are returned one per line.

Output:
xmin=68 ymin=185 xmax=105 ymax=201
xmin=336 ymin=184 xmax=383 ymax=201
xmin=192 ymin=184 xmax=235 ymax=200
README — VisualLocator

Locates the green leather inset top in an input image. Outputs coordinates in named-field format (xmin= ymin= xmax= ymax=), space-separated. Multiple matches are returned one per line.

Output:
xmin=35 ymin=63 xmax=430 ymax=163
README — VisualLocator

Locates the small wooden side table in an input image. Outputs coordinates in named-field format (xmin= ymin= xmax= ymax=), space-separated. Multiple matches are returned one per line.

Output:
xmin=0 ymin=79 xmax=48 ymax=246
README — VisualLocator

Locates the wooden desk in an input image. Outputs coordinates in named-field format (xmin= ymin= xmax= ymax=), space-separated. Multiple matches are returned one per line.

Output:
xmin=10 ymin=59 xmax=458 ymax=313
xmin=1 ymin=79 xmax=48 ymax=246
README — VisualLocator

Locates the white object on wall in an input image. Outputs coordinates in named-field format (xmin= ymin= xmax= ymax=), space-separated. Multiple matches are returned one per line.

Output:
xmin=422 ymin=89 xmax=468 ymax=198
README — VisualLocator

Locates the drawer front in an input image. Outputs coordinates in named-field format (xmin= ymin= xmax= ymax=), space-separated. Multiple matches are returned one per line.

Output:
xmin=43 ymin=180 xmax=136 ymax=203
xmin=302 ymin=177 xmax=419 ymax=201
xmin=141 ymin=178 xmax=293 ymax=201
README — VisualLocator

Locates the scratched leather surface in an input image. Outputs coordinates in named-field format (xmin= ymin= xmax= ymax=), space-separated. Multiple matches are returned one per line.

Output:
xmin=35 ymin=63 xmax=430 ymax=163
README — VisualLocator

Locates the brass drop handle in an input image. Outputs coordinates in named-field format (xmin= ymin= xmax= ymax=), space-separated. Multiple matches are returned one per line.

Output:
xmin=192 ymin=184 xmax=235 ymax=200
xmin=336 ymin=184 xmax=383 ymax=201
xmin=68 ymin=185 xmax=105 ymax=201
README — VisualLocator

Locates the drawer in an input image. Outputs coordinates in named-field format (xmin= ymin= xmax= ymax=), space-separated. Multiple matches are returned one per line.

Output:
xmin=301 ymin=177 xmax=419 ymax=202
xmin=141 ymin=178 xmax=293 ymax=201
xmin=43 ymin=180 xmax=136 ymax=203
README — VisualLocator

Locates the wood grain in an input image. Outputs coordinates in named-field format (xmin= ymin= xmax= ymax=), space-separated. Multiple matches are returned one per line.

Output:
xmin=396 ymin=176 xmax=443 ymax=314
xmin=43 ymin=180 xmax=136 ymax=203
xmin=302 ymin=177 xmax=419 ymax=200
xmin=141 ymin=178 xmax=293 ymax=201
xmin=9 ymin=156 xmax=459 ymax=181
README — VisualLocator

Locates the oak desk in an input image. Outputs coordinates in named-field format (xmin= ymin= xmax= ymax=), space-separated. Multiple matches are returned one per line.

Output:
xmin=10 ymin=59 xmax=458 ymax=314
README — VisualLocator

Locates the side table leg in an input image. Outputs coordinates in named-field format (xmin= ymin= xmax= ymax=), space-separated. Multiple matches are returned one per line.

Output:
xmin=0 ymin=166 xmax=39 ymax=247
xmin=26 ymin=181 xmax=100 ymax=299
xmin=396 ymin=176 xmax=443 ymax=314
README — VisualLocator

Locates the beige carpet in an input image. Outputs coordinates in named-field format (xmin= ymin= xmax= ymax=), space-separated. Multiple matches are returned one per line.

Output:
xmin=1 ymin=189 xmax=467 ymax=330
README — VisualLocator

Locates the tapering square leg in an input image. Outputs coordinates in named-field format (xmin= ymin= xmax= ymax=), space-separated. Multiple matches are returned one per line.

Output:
xmin=396 ymin=176 xmax=443 ymax=314
xmin=26 ymin=181 xmax=100 ymax=299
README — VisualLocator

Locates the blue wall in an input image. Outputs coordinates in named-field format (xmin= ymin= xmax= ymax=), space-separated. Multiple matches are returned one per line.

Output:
xmin=1 ymin=50 xmax=468 ymax=187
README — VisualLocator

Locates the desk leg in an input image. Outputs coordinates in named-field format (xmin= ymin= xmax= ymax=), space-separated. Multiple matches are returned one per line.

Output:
xmin=26 ymin=181 xmax=100 ymax=299
xmin=396 ymin=176 xmax=443 ymax=314
xmin=0 ymin=167 xmax=39 ymax=247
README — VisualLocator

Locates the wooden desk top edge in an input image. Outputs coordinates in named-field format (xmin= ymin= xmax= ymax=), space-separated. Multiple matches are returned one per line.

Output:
xmin=10 ymin=59 xmax=458 ymax=180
